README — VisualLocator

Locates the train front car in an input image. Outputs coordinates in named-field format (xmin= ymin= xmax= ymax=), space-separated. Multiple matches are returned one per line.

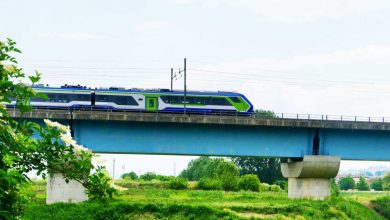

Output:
xmin=157 ymin=91 xmax=254 ymax=115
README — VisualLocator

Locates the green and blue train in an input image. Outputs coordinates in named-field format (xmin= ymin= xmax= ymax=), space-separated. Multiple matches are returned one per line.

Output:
xmin=9 ymin=84 xmax=254 ymax=115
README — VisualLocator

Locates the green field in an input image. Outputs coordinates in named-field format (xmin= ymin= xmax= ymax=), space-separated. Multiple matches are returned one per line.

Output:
xmin=21 ymin=180 xmax=390 ymax=220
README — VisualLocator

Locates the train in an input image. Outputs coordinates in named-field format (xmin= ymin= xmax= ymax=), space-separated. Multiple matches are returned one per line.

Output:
xmin=7 ymin=84 xmax=254 ymax=115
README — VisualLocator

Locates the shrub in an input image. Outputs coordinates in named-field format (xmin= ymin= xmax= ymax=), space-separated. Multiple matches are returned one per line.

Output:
xmin=356 ymin=176 xmax=370 ymax=191
xmin=168 ymin=177 xmax=188 ymax=190
xmin=383 ymin=173 xmax=390 ymax=191
xmin=371 ymin=178 xmax=383 ymax=191
xmin=214 ymin=161 xmax=240 ymax=191
xmin=372 ymin=196 xmax=390 ymax=219
xmin=274 ymin=180 xmax=288 ymax=190
xmin=270 ymin=185 xmax=282 ymax=192
xmin=330 ymin=178 xmax=340 ymax=197
xmin=238 ymin=174 xmax=260 ymax=192
xmin=197 ymin=178 xmax=223 ymax=191
xmin=259 ymin=183 xmax=271 ymax=192
xmin=121 ymin=172 xmax=138 ymax=180
xmin=156 ymin=175 xmax=173 ymax=182
xmin=338 ymin=176 xmax=355 ymax=190
xmin=140 ymin=172 xmax=158 ymax=181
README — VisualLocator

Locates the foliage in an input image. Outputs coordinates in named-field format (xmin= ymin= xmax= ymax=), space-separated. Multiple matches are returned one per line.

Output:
xmin=383 ymin=172 xmax=390 ymax=191
xmin=330 ymin=178 xmax=340 ymax=197
xmin=238 ymin=174 xmax=260 ymax=192
xmin=179 ymin=157 xmax=223 ymax=181
xmin=140 ymin=172 xmax=157 ymax=181
xmin=214 ymin=161 xmax=240 ymax=191
xmin=274 ymin=180 xmax=288 ymax=190
xmin=338 ymin=176 xmax=355 ymax=190
xmin=167 ymin=177 xmax=188 ymax=190
xmin=230 ymin=157 xmax=285 ymax=184
xmin=356 ymin=177 xmax=370 ymax=191
xmin=0 ymin=38 xmax=115 ymax=219
xmin=372 ymin=196 xmax=390 ymax=219
xmin=121 ymin=171 xmax=138 ymax=180
xmin=196 ymin=178 xmax=223 ymax=191
xmin=22 ymin=188 xmax=385 ymax=220
xmin=84 ymin=168 xmax=117 ymax=201
xmin=254 ymin=109 xmax=275 ymax=118
xmin=371 ymin=178 xmax=383 ymax=191
xmin=115 ymin=179 xmax=166 ymax=189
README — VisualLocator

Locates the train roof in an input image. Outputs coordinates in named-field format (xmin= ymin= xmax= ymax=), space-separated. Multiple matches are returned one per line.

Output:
xmin=32 ymin=85 xmax=245 ymax=97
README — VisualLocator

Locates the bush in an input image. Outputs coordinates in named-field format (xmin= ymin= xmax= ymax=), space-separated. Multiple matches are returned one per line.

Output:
xmin=383 ymin=173 xmax=390 ymax=191
xmin=270 ymin=185 xmax=282 ymax=192
xmin=356 ymin=176 xmax=370 ymax=191
xmin=197 ymin=178 xmax=223 ymax=191
xmin=372 ymin=196 xmax=390 ymax=219
xmin=338 ymin=176 xmax=355 ymax=190
xmin=214 ymin=161 xmax=240 ymax=191
xmin=156 ymin=175 xmax=173 ymax=182
xmin=330 ymin=178 xmax=340 ymax=197
xmin=371 ymin=178 xmax=383 ymax=191
xmin=121 ymin=172 xmax=138 ymax=180
xmin=140 ymin=172 xmax=158 ymax=181
xmin=238 ymin=174 xmax=260 ymax=192
xmin=168 ymin=177 xmax=188 ymax=190
xmin=274 ymin=180 xmax=288 ymax=190
xmin=259 ymin=183 xmax=271 ymax=191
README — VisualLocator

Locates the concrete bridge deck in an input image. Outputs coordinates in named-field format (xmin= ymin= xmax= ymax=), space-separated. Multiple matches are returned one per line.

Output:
xmin=7 ymin=109 xmax=390 ymax=131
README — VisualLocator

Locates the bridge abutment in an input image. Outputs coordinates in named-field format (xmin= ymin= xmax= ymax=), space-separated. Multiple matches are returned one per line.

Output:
xmin=46 ymin=173 xmax=88 ymax=204
xmin=281 ymin=155 xmax=340 ymax=200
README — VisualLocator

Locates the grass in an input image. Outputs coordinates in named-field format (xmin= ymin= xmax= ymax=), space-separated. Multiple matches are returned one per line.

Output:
xmin=372 ymin=196 xmax=390 ymax=219
xmin=21 ymin=181 xmax=388 ymax=220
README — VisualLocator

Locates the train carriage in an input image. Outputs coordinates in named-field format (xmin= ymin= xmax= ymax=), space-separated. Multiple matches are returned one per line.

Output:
xmin=6 ymin=85 xmax=254 ymax=115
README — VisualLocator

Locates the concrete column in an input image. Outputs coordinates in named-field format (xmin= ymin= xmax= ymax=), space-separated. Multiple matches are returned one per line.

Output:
xmin=281 ymin=155 xmax=340 ymax=200
xmin=46 ymin=173 xmax=88 ymax=204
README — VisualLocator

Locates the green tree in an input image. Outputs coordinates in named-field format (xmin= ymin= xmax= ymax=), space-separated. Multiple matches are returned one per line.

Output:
xmin=356 ymin=176 xmax=370 ymax=191
xmin=383 ymin=172 xmax=390 ymax=191
xmin=238 ymin=174 xmax=261 ymax=192
xmin=0 ymin=39 xmax=115 ymax=219
xmin=140 ymin=172 xmax=157 ymax=181
xmin=371 ymin=178 xmax=383 ymax=191
xmin=214 ymin=161 xmax=240 ymax=191
xmin=179 ymin=157 xmax=223 ymax=181
xmin=254 ymin=109 xmax=275 ymax=118
xmin=338 ymin=176 xmax=355 ymax=190
xmin=230 ymin=157 xmax=285 ymax=184
xmin=121 ymin=171 xmax=138 ymax=180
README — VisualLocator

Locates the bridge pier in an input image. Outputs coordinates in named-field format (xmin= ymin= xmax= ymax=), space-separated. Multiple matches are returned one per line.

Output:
xmin=281 ymin=155 xmax=340 ymax=200
xmin=46 ymin=173 xmax=88 ymax=204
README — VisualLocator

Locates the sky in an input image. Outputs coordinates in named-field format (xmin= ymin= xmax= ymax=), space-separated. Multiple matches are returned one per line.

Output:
xmin=1 ymin=0 xmax=389 ymax=177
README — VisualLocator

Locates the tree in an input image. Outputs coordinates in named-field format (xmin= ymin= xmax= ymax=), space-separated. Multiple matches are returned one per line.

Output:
xmin=179 ymin=157 xmax=223 ymax=181
xmin=238 ymin=174 xmax=261 ymax=192
xmin=383 ymin=172 xmax=390 ymax=191
xmin=214 ymin=161 xmax=240 ymax=191
xmin=140 ymin=172 xmax=157 ymax=181
xmin=121 ymin=171 xmax=138 ymax=180
xmin=254 ymin=109 xmax=275 ymax=118
xmin=356 ymin=176 xmax=370 ymax=191
xmin=338 ymin=176 xmax=355 ymax=190
xmin=0 ymin=39 xmax=115 ymax=219
xmin=371 ymin=178 xmax=383 ymax=191
xmin=230 ymin=157 xmax=285 ymax=184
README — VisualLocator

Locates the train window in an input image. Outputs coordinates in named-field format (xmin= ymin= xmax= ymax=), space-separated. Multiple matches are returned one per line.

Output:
xmin=96 ymin=95 xmax=138 ymax=105
xmin=211 ymin=97 xmax=231 ymax=106
xmin=230 ymin=97 xmax=241 ymax=103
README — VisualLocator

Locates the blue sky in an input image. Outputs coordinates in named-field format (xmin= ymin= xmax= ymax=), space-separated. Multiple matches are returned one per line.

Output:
xmin=1 ymin=0 xmax=389 ymax=176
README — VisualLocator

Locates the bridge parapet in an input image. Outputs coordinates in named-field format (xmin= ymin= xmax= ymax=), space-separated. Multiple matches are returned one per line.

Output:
xmin=7 ymin=109 xmax=390 ymax=131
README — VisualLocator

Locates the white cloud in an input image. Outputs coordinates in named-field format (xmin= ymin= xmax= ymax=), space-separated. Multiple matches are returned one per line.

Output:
xmin=39 ymin=32 xmax=102 ymax=41
xmin=171 ymin=0 xmax=390 ymax=24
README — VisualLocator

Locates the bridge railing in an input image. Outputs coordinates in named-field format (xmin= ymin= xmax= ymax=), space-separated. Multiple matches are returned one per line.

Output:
xmin=8 ymin=105 xmax=390 ymax=123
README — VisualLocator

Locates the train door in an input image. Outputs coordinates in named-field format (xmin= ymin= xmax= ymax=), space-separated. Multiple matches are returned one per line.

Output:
xmin=146 ymin=97 xmax=158 ymax=111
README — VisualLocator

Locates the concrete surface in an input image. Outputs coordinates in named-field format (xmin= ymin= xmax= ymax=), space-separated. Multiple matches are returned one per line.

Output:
xmin=281 ymin=155 xmax=341 ymax=200
xmin=7 ymin=109 xmax=390 ymax=130
xmin=46 ymin=173 xmax=88 ymax=204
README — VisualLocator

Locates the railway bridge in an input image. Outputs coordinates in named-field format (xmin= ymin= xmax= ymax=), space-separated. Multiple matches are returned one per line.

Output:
xmin=8 ymin=109 xmax=390 ymax=201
